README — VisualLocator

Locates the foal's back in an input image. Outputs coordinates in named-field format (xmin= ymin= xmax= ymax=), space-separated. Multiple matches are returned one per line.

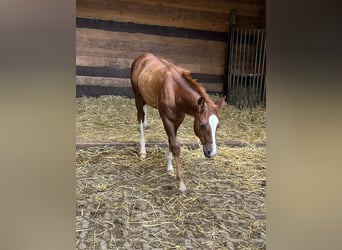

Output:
xmin=131 ymin=53 xmax=179 ymax=109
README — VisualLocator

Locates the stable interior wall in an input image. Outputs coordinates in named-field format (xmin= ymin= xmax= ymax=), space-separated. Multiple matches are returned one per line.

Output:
xmin=76 ymin=0 xmax=265 ymax=97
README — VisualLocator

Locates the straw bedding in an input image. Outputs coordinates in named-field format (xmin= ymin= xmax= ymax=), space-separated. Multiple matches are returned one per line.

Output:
xmin=76 ymin=96 xmax=266 ymax=145
xmin=76 ymin=95 xmax=266 ymax=249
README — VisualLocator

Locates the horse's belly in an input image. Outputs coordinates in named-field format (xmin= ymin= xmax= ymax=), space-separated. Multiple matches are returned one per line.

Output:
xmin=141 ymin=91 xmax=158 ymax=109
xmin=137 ymin=75 xmax=159 ymax=109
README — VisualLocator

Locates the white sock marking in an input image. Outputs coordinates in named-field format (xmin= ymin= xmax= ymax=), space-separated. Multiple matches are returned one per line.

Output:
xmin=179 ymin=180 xmax=186 ymax=193
xmin=140 ymin=121 xmax=146 ymax=156
xmin=209 ymin=114 xmax=219 ymax=157
xmin=166 ymin=150 xmax=173 ymax=171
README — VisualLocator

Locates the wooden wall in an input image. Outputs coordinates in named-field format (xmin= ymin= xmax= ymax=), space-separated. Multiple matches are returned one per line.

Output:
xmin=76 ymin=0 xmax=265 ymax=97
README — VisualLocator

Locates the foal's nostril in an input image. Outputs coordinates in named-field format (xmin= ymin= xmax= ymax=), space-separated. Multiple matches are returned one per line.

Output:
xmin=203 ymin=146 xmax=212 ymax=158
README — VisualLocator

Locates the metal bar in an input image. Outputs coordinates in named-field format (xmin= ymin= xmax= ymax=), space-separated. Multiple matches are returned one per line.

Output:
xmin=232 ymin=28 xmax=240 ymax=104
xmin=257 ymin=31 xmax=266 ymax=103
xmin=227 ymin=25 xmax=236 ymax=103
xmin=247 ymin=29 xmax=254 ymax=107
xmin=245 ymin=29 xmax=252 ymax=107
xmin=251 ymin=29 xmax=260 ymax=96
xmin=245 ymin=29 xmax=251 ymax=86
xmin=255 ymin=30 xmax=263 ymax=104
xmin=241 ymin=29 xmax=247 ymax=90
xmin=247 ymin=29 xmax=251 ymax=89
xmin=237 ymin=28 xmax=244 ymax=106
xmin=250 ymin=29 xmax=255 ymax=97
xmin=226 ymin=10 xmax=236 ymax=103
xmin=260 ymin=31 xmax=266 ymax=104
xmin=231 ymin=29 xmax=237 ymax=103
xmin=246 ymin=30 xmax=252 ymax=107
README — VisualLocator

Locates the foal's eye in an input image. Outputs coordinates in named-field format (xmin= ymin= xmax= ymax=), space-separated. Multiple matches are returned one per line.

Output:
xmin=199 ymin=123 xmax=206 ymax=129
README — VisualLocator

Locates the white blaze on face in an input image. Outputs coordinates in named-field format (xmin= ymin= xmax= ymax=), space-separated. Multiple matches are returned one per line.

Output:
xmin=208 ymin=114 xmax=219 ymax=157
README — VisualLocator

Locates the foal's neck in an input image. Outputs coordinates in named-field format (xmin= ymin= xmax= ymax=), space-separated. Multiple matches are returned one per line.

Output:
xmin=176 ymin=81 xmax=203 ymax=117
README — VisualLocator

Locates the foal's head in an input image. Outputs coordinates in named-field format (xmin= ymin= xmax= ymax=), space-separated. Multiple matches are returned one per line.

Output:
xmin=193 ymin=96 xmax=225 ymax=158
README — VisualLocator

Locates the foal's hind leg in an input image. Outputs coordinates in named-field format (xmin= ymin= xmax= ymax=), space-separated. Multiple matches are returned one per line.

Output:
xmin=139 ymin=119 xmax=146 ymax=158
xmin=143 ymin=104 xmax=147 ymax=128
xmin=134 ymin=97 xmax=147 ymax=158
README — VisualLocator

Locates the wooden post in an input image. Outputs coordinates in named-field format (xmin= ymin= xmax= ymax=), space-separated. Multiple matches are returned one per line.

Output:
xmin=223 ymin=9 xmax=237 ymax=103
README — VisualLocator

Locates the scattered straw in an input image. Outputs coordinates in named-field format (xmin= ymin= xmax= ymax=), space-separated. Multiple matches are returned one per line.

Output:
xmin=76 ymin=145 xmax=266 ymax=249
xmin=76 ymin=95 xmax=266 ymax=145
xmin=76 ymin=95 xmax=266 ymax=249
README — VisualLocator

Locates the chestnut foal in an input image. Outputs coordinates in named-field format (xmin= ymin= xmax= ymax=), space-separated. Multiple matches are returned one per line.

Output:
xmin=131 ymin=53 xmax=224 ymax=194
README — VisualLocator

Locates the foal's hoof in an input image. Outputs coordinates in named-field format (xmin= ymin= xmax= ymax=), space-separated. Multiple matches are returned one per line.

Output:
xmin=179 ymin=182 xmax=187 ymax=196
xmin=180 ymin=190 xmax=187 ymax=197
xmin=167 ymin=170 xmax=176 ymax=177
xmin=139 ymin=153 xmax=146 ymax=159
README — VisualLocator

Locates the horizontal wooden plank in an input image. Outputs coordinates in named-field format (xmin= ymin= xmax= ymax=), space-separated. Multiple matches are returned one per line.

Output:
xmin=76 ymin=54 xmax=133 ymax=69
xmin=76 ymin=0 xmax=264 ymax=32
xmin=76 ymin=29 xmax=227 ymax=74
xmin=76 ymin=50 xmax=203 ymax=72
xmin=200 ymin=82 xmax=223 ymax=92
xmin=76 ymin=0 xmax=231 ymax=32
xmin=236 ymin=15 xmax=263 ymax=28
xmin=76 ymin=75 xmax=222 ymax=93
xmin=76 ymin=17 xmax=228 ymax=42
xmin=114 ymin=0 xmax=264 ymax=16
xmin=76 ymin=29 xmax=226 ymax=58
xmin=76 ymin=76 xmax=131 ymax=87
xmin=76 ymin=85 xmax=134 ymax=98
xmin=76 ymin=84 xmax=221 ymax=98
xmin=76 ymin=66 xmax=224 ymax=83
xmin=77 ymin=66 xmax=130 ymax=78
xmin=76 ymin=54 xmax=224 ymax=75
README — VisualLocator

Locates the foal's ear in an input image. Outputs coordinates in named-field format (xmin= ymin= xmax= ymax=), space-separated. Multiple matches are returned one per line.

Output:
xmin=215 ymin=96 xmax=226 ymax=109
xmin=197 ymin=96 xmax=206 ymax=113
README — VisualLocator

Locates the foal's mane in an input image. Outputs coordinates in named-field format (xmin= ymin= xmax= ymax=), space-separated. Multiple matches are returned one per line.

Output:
xmin=180 ymin=70 xmax=218 ymax=111
xmin=160 ymin=55 xmax=218 ymax=111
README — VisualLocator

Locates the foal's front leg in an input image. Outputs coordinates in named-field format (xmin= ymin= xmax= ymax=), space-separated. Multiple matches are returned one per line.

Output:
xmin=166 ymin=150 xmax=173 ymax=171
xmin=161 ymin=116 xmax=186 ymax=194
xmin=159 ymin=110 xmax=186 ymax=195
xmin=168 ymin=137 xmax=186 ymax=193
xmin=174 ymin=153 xmax=186 ymax=194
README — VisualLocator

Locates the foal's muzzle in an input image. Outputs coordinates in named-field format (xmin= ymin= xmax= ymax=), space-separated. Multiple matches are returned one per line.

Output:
xmin=203 ymin=145 xmax=217 ymax=158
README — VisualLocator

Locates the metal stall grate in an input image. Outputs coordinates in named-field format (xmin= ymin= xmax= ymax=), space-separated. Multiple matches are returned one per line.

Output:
xmin=224 ymin=11 xmax=266 ymax=109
